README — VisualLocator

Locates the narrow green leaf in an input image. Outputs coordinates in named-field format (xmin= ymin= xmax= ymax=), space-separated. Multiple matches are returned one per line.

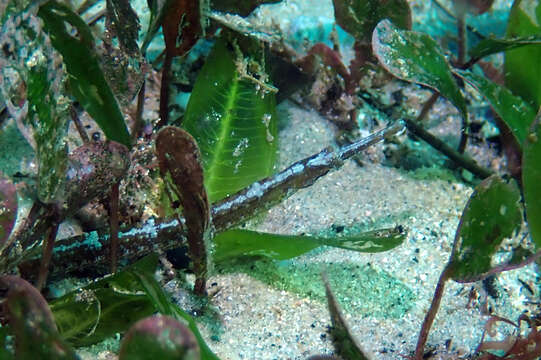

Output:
xmin=38 ymin=1 xmax=131 ymax=147
xmin=49 ymin=255 xmax=159 ymax=346
xmin=119 ymin=315 xmax=200 ymax=360
xmin=504 ymin=0 xmax=541 ymax=108
xmin=523 ymin=111 xmax=541 ymax=248
xmin=332 ymin=0 xmax=411 ymax=43
xmin=182 ymin=36 xmax=278 ymax=202
xmin=0 ymin=173 xmax=17 ymax=247
xmin=322 ymin=273 xmax=372 ymax=360
xmin=213 ymin=226 xmax=406 ymax=262
xmin=469 ymin=35 xmax=541 ymax=61
xmin=372 ymin=19 xmax=467 ymax=119
xmin=133 ymin=265 xmax=221 ymax=360
xmin=454 ymin=69 xmax=536 ymax=146
xmin=449 ymin=176 xmax=522 ymax=282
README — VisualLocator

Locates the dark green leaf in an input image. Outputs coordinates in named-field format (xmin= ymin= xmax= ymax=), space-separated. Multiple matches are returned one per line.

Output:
xmin=322 ymin=273 xmax=372 ymax=360
xmin=38 ymin=1 xmax=131 ymax=147
xmin=182 ymin=36 xmax=278 ymax=202
xmin=372 ymin=19 xmax=467 ymax=120
xmin=449 ymin=176 xmax=522 ymax=282
xmin=49 ymin=255 xmax=159 ymax=346
xmin=469 ymin=35 xmax=541 ymax=61
xmin=132 ymin=265 xmax=221 ymax=360
xmin=333 ymin=0 xmax=411 ymax=43
xmin=523 ymin=111 xmax=541 ymax=248
xmin=504 ymin=0 xmax=541 ymax=108
xmin=210 ymin=0 xmax=281 ymax=17
xmin=454 ymin=69 xmax=536 ymax=146
xmin=0 ymin=276 xmax=78 ymax=360
xmin=0 ymin=173 xmax=17 ymax=247
xmin=119 ymin=315 xmax=200 ymax=360
xmin=213 ymin=226 xmax=406 ymax=262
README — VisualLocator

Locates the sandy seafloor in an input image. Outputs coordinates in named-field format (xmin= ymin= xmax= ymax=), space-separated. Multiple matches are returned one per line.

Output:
xmin=160 ymin=101 xmax=537 ymax=360
xmin=3 ymin=0 xmax=537 ymax=359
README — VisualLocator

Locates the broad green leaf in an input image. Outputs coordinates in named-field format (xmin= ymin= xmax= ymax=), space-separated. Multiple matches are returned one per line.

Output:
xmin=449 ymin=176 xmax=522 ymax=282
xmin=182 ymin=36 xmax=278 ymax=202
xmin=38 ymin=1 xmax=131 ymax=147
xmin=133 ymin=264 xmax=221 ymax=360
xmin=119 ymin=315 xmax=200 ymax=360
xmin=213 ymin=226 xmax=406 ymax=262
xmin=469 ymin=35 xmax=541 ymax=61
xmin=504 ymin=0 xmax=541 ymax=108
xmin=454 ymin=69 xmax=536 ymax=146
xmin=210 ymin=0 xmax=281 ymax=16
xmin=332 ymin=0 xmax=411 ymax=43
xmin=372 ymin=19 xmax=467 ymax=120
xmin=0 ymin=276 xmax=78 ymax=360
xmin=49 ymin=255 xmax=159 ymax=346
xmin=0 ymin=173 xmax=17 ymax=247
xmin=523 ymin=111 xmax=541 ymax=248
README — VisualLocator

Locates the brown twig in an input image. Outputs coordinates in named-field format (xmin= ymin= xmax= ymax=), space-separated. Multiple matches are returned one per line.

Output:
xmin=414 ymin=265 xmax=453 ymax=360
xmin=70 ymin=104 xmax=90 ymax=143
xmin=109 ymin=182 xmax=120 ymax=273
xmin=404 ymin=118 xmax=493 ymax=179
xmin=17 ymin=122 xmax=405 ymax=281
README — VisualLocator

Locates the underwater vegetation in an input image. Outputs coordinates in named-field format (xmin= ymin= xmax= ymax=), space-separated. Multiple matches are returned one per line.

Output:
xmin=0 ymin=0 xmax=540 ymax=359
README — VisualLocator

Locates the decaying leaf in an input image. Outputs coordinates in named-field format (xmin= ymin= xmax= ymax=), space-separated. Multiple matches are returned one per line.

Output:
xmin=156 ymin=126 xmax=211 ymax=295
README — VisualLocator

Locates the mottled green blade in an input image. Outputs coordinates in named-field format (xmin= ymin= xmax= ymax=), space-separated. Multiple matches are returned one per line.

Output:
xmin=333 ymin=0 xmax=411 ymax=43
xmin=182 ymin=36 xmax=278 ymax=202
xmin=372 ymin=19 xmax=467 ymax=119
xmin=49 ymin=255 xmax=159 ymax=346
xmin=213 ymin=227 xmax=406 ymax=262
xmin=504 ymin=0 xmax=541 ymax=108
xmin=523 ymin=112 xmax=541 ymax=249
xmin=38 ymin=1 xmax=131 ymax=147
xmin=449 ymin=176 xmax=522 ymax=282
xmin=0 ymin=173 xmax=17 ymax=248
xmin=469 ymin=35 xmax=541 ymax=61
xmin=454 ymin=69 xmax=536 ymax=146
xmin=26 ymin=66 xmax=69 ymax=203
